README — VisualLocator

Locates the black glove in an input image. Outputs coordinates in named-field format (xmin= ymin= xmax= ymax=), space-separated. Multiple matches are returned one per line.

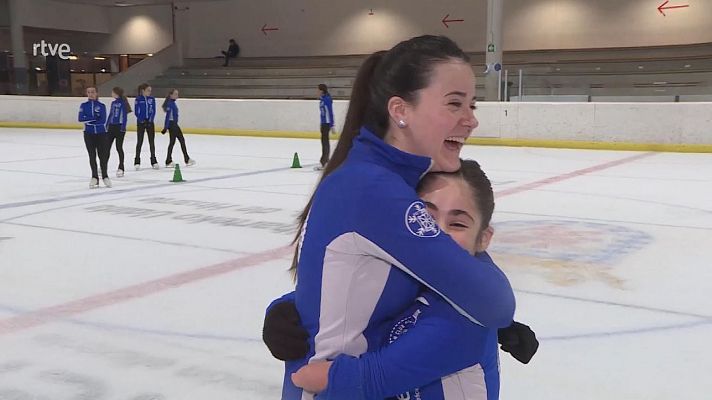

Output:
xmin=498 ymin=321 xmax=539 ymax=364
xmin=161 ymin=128 xmax=167 ymax=134
xmin=262 ymin=300 xmax=309 ymax=361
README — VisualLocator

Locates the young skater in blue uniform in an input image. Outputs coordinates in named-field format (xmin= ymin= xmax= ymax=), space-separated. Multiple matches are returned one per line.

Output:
xmin=78 ymin=86 xmax=110 ymax=188
xmin=315 ymin=83 xmax=335 ymax=170
xmin=161 ymin=89 xmax=195 ymax=167
xmin=106 ymin=86 xmax=132 ymax=177
xmin=134 ymin=83 xmax=159 ymax=170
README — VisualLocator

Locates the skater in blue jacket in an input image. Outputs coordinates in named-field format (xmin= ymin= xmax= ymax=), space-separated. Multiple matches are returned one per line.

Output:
xmin=134 ymin=83 xmax=159 ymax=170
xmin=78 ymin=86 xmax=110 ymax=188
xmin=161 ymin=89 xmax=194 ymax=167
xmin=106 ymin=86 xmax=132 ymax=177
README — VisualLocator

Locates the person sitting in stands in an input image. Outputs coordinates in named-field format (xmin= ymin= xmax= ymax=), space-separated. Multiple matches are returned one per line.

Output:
xmin=221 ymin=38 xmax=240 ymax=67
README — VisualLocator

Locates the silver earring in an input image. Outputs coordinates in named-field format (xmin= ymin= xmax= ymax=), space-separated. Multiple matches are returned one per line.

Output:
xmin=397 ymin=120 xmax=407 ymax=128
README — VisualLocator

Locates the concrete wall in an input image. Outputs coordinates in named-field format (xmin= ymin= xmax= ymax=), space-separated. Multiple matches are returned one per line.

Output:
xmin=505 ymin=0 xmax=712 ymax=51
xmin=103 ymin=4 xmax=173 ymax=55
xmin=6 ymin=0 xmax=712 ymax=58
xmin=177 ymin=0 xmax=712 ymax=58
xmin=98 ymin=43 xmax=182 ymax=96
xmin=8 ymin=0 xmax=172 ymax=55
xmin=2 ymin=96 xmax=711 ymax=146
xmin=177 ymin=0 xmax=487 ymax=58
xmin=12 ymin=0 xmax=110 ymax=34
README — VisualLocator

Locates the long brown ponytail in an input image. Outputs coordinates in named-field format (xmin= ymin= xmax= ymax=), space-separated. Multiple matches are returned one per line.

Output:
xmin=113 ymin=86 xmax=132 ymax=114
xmin=288 ymin=52 xmax=385 ymax=278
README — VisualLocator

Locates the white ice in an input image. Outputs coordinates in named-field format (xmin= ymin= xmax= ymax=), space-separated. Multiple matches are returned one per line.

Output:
xmin=0 ymin=127 xmax=711 ymax=399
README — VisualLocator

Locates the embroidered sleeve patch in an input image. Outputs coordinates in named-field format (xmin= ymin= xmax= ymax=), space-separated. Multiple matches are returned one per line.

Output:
xmin=405 ymin=201 xmax=440 ymax=237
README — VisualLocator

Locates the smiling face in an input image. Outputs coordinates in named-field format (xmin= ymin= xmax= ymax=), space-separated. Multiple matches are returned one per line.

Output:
xmin=388 ymin=60 xmax=478 ymax=173
xmin=418 ymin=174 xmax=492 ymax=255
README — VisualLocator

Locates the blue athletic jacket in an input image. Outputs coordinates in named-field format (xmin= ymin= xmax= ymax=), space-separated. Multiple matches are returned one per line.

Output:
xmin=163 ymin=99 xmax=178 ymax=131
xmin=135 ymin=95 xmax=156 ymax=123
xmin=320 ymin=94 xmax=334 ymax=127
xmin=106 ymin=98 xmax=129 ymax=132
xmin=78 ymin=99 xmax=107 ymax=134
xmin=281 ymin=127 xmax=514 ymax=399
xmin=320 ymin=253 xmax=501 ymax=400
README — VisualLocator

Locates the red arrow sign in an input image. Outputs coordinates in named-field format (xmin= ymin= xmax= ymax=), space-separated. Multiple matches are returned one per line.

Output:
xmin=442 ymin=14 xmax=464 ymax=28
xmin=657 ymin=0 xmax=689 ymax=16
xmin=261 ymin=24 xmax=279 ymax=36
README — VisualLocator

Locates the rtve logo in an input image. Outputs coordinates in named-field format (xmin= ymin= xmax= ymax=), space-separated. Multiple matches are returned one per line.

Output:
xmin=32 ymin=40 xmax=71 ymax=60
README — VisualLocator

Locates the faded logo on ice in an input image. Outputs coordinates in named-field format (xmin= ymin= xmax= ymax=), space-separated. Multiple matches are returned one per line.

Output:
xmin=490 ymin=220 xmax=653 ymax=288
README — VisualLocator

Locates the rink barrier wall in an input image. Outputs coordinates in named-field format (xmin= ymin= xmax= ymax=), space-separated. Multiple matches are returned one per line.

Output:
xmin=1 ymin=96 xmax=711 ymax=153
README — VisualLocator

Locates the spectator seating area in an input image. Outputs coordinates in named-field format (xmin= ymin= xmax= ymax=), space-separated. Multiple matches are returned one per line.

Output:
xmin=149 ymin=43 xmax=712 ymax=101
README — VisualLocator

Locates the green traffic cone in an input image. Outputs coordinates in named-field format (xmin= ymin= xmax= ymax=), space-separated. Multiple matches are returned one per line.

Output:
xmin=291 ymin=152 xmax=302 ymax=168
xmin=171 ymin=164 xmax=185 ymax=182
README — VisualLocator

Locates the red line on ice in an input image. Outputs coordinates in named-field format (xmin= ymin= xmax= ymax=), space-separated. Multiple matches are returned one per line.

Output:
xmin=0 ymin=245 xmax=293 ymax=335
xmin=0 ymin=151 xmax=654 ymax=334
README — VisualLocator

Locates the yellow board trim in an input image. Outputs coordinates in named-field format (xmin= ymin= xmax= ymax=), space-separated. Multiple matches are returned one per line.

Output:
xmin=464 ymin=137 xmax=712 ymax=153
xmin=2 ymin=121 xmax=711 ymax=153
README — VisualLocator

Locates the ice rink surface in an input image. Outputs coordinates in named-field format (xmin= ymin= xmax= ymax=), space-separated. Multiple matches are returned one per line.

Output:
xmin=1 ymin=127 xmax=711 ymax=399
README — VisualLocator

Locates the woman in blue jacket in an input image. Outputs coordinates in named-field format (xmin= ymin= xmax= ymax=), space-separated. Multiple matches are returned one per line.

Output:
xmin=106 ymin=86 xmax=132 ymax=177
xmin=77 ymin=86 xmax=110 ymax=188
xmin=161 ymin=89 xmax=195 ymax=167
xmin=279 ymin=35 xmax=515 ymax=400
xmin=315 ymin=83 xmax=335 ymax=171
xmin=134 ymin=83 xmax=159 ymax=170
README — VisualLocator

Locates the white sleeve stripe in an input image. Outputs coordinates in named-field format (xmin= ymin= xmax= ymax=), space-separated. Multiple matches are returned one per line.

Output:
xmin=308 ymin=230 xmax=484 ymax=375
xmin=310 ymin=233 xmax=392 ymax=364
xmin=442 ymin=364 xmax=488 ymax=400
xmin=352 ymin=233 xmax=484 ymax=326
